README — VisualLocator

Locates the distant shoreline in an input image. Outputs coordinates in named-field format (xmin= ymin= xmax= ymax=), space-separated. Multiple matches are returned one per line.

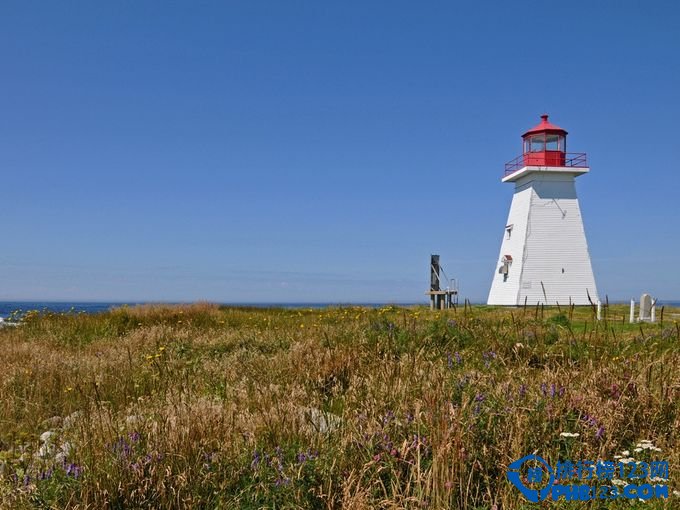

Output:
xmin=2 ymin=300 xmax=680 ymax=319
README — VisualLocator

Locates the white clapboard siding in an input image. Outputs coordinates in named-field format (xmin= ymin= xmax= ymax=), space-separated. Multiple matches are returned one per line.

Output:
xmin=488 ymin=168 xmax=598 ymax=305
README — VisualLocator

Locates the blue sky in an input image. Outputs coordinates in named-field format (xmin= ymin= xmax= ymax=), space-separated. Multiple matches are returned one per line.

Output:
xmin=1 ymin=1 xmax=679 ymax=303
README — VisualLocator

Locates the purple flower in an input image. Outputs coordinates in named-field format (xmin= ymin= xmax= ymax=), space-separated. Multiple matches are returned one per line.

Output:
xmin=519 ymin=384 xmax=527 ymax=398
xmin=595 ymin=426 xmax=605 ymax=440
xmin=483 ymin=351 xmax=496 ymax=368
xmin=251 ymin=450 xmax=261 ymax=469
xmin=274 ymin=477 xmax=290 ymax=487
xmin=382 ymin=410 xmax=395 ymax=424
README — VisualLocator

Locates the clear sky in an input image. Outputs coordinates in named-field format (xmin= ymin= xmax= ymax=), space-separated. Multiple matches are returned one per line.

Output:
xmin=1 ymin=1 xmax=679 ymax=303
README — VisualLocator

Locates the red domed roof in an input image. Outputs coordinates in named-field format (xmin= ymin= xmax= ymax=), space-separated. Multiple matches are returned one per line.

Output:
xmin=522 ymin=114 xmax=568 ymax=137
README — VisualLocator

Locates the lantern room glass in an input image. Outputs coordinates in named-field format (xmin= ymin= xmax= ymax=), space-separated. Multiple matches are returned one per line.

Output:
xmin=524 ymin=133 xmax=565 ymax=153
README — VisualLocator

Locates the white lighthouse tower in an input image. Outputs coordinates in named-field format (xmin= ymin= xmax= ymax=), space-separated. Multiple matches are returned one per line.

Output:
xmin=487 ymin=115 xmax=598 ymax=306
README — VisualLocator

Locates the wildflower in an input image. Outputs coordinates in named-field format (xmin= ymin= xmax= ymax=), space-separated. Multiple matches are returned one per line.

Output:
xmin=519 ymin=384 xmax=527 ymax=398
xmin=274 ymin=477 xmax=290 ymax=487
xmin=382 ymin=410 xmax=395 ymax=424
xmin=251 ymin=450 xmax=261 ymax=469
xmin=595 ymin=426 xmax=605 ymax=439
xmin=66 ymin=463 xmax=82 ymax=478
xmin=560 ymin=432 xmax=580 ymax=438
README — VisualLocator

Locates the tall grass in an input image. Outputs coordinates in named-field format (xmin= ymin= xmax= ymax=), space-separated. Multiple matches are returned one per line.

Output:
xmin=0 ymin=304 xmax=677 ymax=509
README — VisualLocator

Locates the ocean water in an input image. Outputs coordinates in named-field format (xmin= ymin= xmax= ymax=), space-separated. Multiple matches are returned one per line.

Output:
xmin=1 ymin=300 xmax=678 ymax=320
xmin=0 ymin=302 xmax=131 ymax=319
xmin=0 ymin=301 xmax=420 ymax=319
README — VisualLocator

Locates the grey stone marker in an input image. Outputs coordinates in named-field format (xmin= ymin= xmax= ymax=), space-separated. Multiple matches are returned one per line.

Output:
xmin=639 ymin=293 xmax=652 ymax=321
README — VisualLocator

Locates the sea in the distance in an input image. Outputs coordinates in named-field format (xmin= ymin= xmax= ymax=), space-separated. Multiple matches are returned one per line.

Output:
xmin=0 ymin=301 xmax=421 ymax=319
xmin=1 ymin=300 xmax=679 ymax=320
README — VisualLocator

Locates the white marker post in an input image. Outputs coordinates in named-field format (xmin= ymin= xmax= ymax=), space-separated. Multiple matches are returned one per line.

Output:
xmin=597 ymin=300 xmax=602 ymax=321
xmin=651 ymin=301 xmax=656 ymax=323
xmin=629 ymin=299 xmax=635 ymax=323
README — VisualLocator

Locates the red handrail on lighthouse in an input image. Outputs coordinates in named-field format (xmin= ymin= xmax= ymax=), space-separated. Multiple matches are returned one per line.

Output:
xmin=504 ymin=152 xmax=588 ymax=176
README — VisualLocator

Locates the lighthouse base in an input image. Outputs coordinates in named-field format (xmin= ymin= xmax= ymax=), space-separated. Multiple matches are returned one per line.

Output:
xmin=487 ymin=171 xmax=598 ymax=306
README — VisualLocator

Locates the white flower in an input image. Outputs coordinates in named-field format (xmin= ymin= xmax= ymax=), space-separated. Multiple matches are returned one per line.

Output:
xmin=619 ymin=457 xmax=635 ymax=463
xmin=614 ymin=455 xmax=622 ymax=459
xmin=621 ymin=450 xmax=630 ymax=456
xmin=560 ymin=432 xmax=580 ymax=438
xmin=673 ymin=490 xmax=680 ymax=497
xmin=634 ymin=447 xmax=643 ymax=452
xmin=611 ymin=479 xmax=626 ymax=486
xmin=40 ymin=431 xmax=55 ymax=443
xmin=651 ymin=446 xmax=662 ymax=452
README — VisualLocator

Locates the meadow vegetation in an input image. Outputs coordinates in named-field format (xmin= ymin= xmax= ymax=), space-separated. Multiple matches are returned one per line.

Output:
xmin=0 ymin=302 xmax=678 ymax=509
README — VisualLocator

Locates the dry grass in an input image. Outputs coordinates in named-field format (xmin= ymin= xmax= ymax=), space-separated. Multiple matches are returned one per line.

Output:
xmin=0 ymin=303 xmax=678 ymax=509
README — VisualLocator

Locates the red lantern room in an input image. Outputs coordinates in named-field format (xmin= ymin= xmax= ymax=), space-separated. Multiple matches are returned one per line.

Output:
xmin=522 ymin=114 xmax=567 ymax=166
xmin=504 ymin=114 xmax=587 ymax=176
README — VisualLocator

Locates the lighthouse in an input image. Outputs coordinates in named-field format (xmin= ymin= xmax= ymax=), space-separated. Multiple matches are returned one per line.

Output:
xmin=487 ymin=115 xmax=598 ymax=306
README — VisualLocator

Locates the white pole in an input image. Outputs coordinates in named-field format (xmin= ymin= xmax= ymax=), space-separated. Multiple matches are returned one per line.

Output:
xmin=630 ymin=299 xmax=635 ymax=323
xmin=597 ymin=300 xmax=602 ymax=321
xmin=651 ymin=301 xmax=656 ymax=323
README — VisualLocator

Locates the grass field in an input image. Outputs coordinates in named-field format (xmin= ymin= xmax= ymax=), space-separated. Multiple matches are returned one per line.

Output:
xmin=0 ymin=303 xmax=678 ymax=509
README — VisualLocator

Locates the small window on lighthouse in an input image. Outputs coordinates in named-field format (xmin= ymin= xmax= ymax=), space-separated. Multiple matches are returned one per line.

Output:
xmin=546 ymin=134 xmax=559 ymax=151
xmin=505 ymin=225 xmax=513 ymax=239
xmin=528 ymin=135 xmax=544 ymax=152
xmin=557 ymin=135 xmax=565 ymax=151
